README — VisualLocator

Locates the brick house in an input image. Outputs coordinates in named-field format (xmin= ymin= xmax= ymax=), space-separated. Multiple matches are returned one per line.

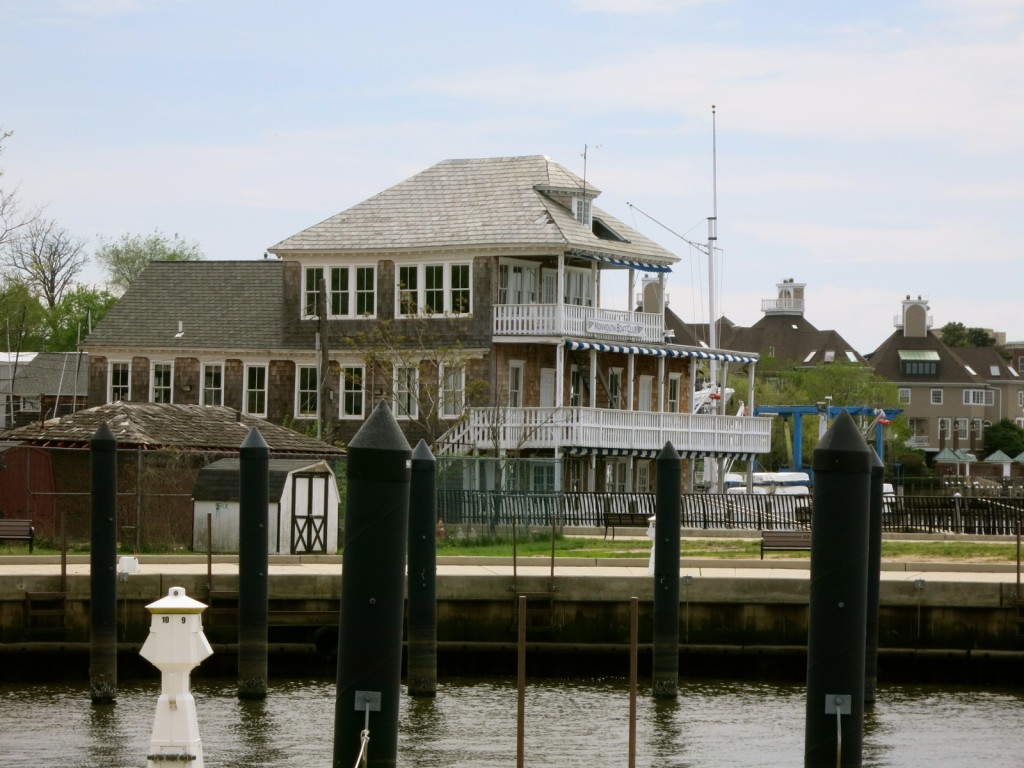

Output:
xmin=81 ymin=155 xmax=769 ymax=491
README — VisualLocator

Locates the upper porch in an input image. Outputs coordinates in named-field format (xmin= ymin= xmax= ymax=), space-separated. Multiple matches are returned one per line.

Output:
xmin=493 ymin=303 xmax=665 ymax=345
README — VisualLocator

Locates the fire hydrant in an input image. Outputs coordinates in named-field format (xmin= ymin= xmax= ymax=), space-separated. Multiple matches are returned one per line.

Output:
xmin=139 ymin=586 xmax=213 ymax=767
xmin=436 ymin=517 xmax=446 ymax=540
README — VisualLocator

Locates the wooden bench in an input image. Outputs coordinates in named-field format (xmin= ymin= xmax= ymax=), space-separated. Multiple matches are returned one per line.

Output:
xmin=603 ymin=512 xmax=651 ymax=540
xmin=0 ymin=519 xmax=34 ymax=553
xmin=760 ymin=529 xmax=811 ymax=559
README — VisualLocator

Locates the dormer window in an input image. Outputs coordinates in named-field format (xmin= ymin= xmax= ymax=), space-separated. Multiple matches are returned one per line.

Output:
xmin=573 ymin=197 xmax=592 ymax=227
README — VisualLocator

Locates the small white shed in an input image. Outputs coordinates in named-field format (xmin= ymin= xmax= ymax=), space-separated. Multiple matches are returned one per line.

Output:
xmin=192 ymin=458 xmax=340 ymax=554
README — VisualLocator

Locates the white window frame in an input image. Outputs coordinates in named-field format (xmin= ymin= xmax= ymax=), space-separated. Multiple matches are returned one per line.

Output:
xmin=897 ymin=388 xmax=911 ymax=405
xmin=955 ymin=417 xmax=969 ymax=441
xmin=962 ymin=388 xmax=994 ymax=406
xmin=109 ymin=361 xmax=131 ymax=402
xmin=569 ymin=365 xmax=583 ymax=407
xmin=508 ymin=360 xmax=525 ymax=408
xmin=243 ymin=364 xmax=268 ymax=418
xmin=498 ymin=260 xmax=538 ymax=305
xmin=20 ymin=396 xmax=40 ymax=413
xmin=394 ymin=365 xmax=419 ymax=419
xmin=608 ymin=367 xmax=623 ymax=410
xmin=564 ymin=267 xmax=595 ymax=307
xmin=667 ymin=374 xmax=681 ymax=413
xmin=295 ymin=364 xmax=319 ymax=419
xmin=340 ymin=365 xmax=365 ymax=419
xmin=938 ymin=417 xmax=951 ymax=440
xmin=573 ymin=196 xmax=592 ymax=227
xmin=930 ymin=388 xmax=943 ymax=406
xmin=202 ymin=362 xmax=224 ymax=406
xmin=605 ymin=458 xmax=628 ymax=492
xmin=440 ymin=363 xmax=466 ymax=419
xmin=973 ymin=418 xmax=984 ymax=440
xmin=150 ymin=361 xmax=173 ymax=404
xmin=636 ymin=460 xmax=651 ymax=493
xmin=396 ymin=261 xmax=472 ymax=317
xmin=304 ymin=265 xmax=377 ymax=319
xmin=1019 ymin=389 xmax=1024 ymax=408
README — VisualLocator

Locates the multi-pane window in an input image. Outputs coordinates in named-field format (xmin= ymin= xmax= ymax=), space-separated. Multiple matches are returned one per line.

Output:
xmin=297 ymin=365 xmax=318 ymax=418
xmin=441 ymin=363 xmax=465 ymax=418
xmin=341 ymin=366 xmax=364 ymax=419
xmin=963 ymin=389 xmax=994 ymax=406
xmin=394 ymin=366 xmax=418 ymax=419
xmin=203 ymin=363 xmax=223 ymax=406
xmin=930 ymin=389 xmax=943 ymax=405
xmin=973 ymin=418 xmax=984 ymax=440
xmin=573 ymin=197 xmax=592 ymax=226
xmin=668 ymin=374 xmax=681 ymax=413
xmin=608 ymin=368 xmax=622 ymax=409
xmin=938 ymin=417 xmax=951 ymax=440
xmin=531 ymin=463 xmax=556 ymax=492
xmin=110 ymin=362 xmax=130 ymax=402
xmin=955 ymin=418 xmax=969 ymax=441
xmin=636 ymin=461 xmax=651 ymax=493
xmin=304 ymin=265 xmax=376 ymax=318
xmin=244 ymin=365 xmax=267 ymax=417
xmin=569 ymin=366 xmax=582 ymax=407
xmin=397 ymin=263 xmax=471 ymax=316
xmin=564 ymin=268 xmax=594 ymax=307
xmin=605 ymin=458 xmax=628 ymax=492
xmin=1019 ymin=389 xmax=1024 ymax=408
xmin=508 ymin=361 xmax=524 ymax=407
xmin=897 ymin=388 xmax=911 ymax=404
xmin=498 ymin=262 xmax=537 ymax=305
xmin=398 ymin=266 xmax=419 ymax=314
xmin=151 ymin=363 xmax=173 ymax=403
xmin=304 ymin=267 xmax=324 ymax=316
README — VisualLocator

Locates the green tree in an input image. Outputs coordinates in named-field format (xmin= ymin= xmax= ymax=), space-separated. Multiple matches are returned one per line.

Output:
xmin=939 ymin=321 xmax=994 ymax=348
xmin=46 ymin=284 xmax=118 ymax=352
xmin=96 ymin=230 xmax=204 ymax=294
xmin=0 ymin=279 xmax=48 ymax=351
xmin=0 ymin=128 xmax=40 ymax=252
xmin=984 ymin=419 xmax=1024 ymax=459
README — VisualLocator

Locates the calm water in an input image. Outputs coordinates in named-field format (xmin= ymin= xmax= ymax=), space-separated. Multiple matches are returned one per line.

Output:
xmin=0 ymin=676 xmax=1021 ymax=767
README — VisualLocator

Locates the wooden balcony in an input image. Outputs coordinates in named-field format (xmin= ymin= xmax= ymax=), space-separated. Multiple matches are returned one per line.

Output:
xmin=493 ymin=304 xmax=664 ymax=344
xmin=439 ymin=406 xmax=772 ymax=457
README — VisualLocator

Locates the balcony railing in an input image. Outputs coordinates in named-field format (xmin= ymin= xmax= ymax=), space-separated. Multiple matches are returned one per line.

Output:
xmin=761 ymin=298 xmax=804 ymax=315
xmin=493 ymin=304 xmax=664 ymax=344
xmin=439 ymin=406 xmax=772 ymax=456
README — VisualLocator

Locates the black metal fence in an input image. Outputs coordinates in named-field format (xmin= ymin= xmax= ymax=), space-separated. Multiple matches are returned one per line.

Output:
xmin=436 ymin=490 xmax=1023 ymax=536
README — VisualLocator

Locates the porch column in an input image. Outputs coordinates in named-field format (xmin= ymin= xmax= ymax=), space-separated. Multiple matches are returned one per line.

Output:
xmin=657 ymin=356 xmax=665 ymax=412
xmin=557 ymin=253 xmax=565 ymax=335
xmin=628 ymin=268 xmax=636 ymax=310
xmin=689 ymin=358 xmax=697 ymax=413
xmin=589 ymin=349 xmax=597 ymax=408
xmin=555 ymin=342 xmax=564 ymax=409
xmin=627 ymin=354 xmax=635 ymax=411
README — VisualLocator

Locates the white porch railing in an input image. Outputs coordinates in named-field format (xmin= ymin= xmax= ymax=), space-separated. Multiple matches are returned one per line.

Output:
xmin=493 ymin=304 xmax=663 ymax=344
xmin=437 ymin=406 xmax=772 ymax=456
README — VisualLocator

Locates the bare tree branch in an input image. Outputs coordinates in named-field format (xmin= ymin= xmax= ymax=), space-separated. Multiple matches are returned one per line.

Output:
xmin=2 ymin=217 xmax=88 ymax=309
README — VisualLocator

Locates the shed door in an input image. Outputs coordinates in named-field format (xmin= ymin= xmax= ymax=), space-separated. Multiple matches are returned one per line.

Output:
xmin=291 ymin=473 xmax=329 ymax=554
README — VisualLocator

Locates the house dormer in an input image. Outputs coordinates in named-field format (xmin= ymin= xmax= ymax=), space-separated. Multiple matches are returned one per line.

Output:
xmin=761 ymin=278 xmax=805 ymax=316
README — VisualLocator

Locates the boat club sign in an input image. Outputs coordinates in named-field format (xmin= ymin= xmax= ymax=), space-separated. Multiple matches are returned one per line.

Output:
xmin=587 ymin=318 xmax=645 ymax=337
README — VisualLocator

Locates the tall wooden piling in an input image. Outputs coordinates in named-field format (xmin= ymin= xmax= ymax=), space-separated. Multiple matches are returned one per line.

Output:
xmin=90 ymin=421 xmax=118 ymax=703
xmin=407 ymin=439 xmax=437 ymax=697
xmin=238 ymin=426 xmax=269 ymax=700
xmin=864 ymin=449 xmax=884 ymax=704
xmin=334 ymin=402 xmax=411 ymax=768
xmin=804 ymin=411 xmax=871 ymax=767
xmin=652 ymin=441 xmax=681 ymax=698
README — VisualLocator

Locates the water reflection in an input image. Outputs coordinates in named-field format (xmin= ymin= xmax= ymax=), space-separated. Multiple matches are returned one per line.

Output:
xmin=0 ymin=677 xmax=1021 ymax=767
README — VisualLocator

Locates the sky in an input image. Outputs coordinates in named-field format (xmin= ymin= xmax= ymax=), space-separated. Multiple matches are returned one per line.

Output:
xmin=2 ymin=0 xmax=1022 ymax=355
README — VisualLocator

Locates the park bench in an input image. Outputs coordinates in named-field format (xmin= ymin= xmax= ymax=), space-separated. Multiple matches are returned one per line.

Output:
xmin=603 ymin=512 xmax=651 ymax=540
xmin=0 ymin=519 xmax=35 ymax=553
xmin=760 ymin=529 xmax=812 ymax=559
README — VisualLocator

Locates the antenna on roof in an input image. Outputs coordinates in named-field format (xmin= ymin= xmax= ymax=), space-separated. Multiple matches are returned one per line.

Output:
xmin=580 ymin=143 xmax=602 ymax=196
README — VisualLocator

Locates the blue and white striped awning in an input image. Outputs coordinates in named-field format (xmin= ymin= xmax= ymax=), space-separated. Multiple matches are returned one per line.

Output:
xmin=565 ymin=446 xmax=758 ymax=460
xmin=565 ymin=339 xmax=758 ymax=364
xmin=569 ymin=249 xmax=673 ymax=273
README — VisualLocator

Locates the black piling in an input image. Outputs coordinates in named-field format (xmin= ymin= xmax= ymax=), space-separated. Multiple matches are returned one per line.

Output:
xmin=804 ymin=410 xmax=872 ymax=767
xmin=89 ymin=422 xmax=118 ymax=704
xmin=238 ymin=426 xmax=269 ymax=700
xmin=864 ymin=449 xmax=884 ymax=705
xmin=652 ymin=441 xmax=681 ymax=699
xmin=334 ymin=402 xmax=411 ymax=768
xmin=407 ymin=439 xmax=437 ymax=697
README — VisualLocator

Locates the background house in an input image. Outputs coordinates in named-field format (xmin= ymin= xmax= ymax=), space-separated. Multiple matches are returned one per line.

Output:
xmin=0 ymin=351 xmax=89 ymax=429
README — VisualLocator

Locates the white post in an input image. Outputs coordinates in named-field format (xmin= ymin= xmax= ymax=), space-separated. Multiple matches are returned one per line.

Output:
xmin=140 ymin=587 xmax=214 ymax=767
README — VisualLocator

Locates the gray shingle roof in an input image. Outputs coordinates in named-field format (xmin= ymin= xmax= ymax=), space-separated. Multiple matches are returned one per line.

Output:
xmin=81 ymin=260 xmax=294 ymax=351
xmin=268 ymin=155 xmax=678 ymax=266
xmin=10 ymin=352 xmax=90 ymax=396
xmin=1 ymin=401 xmax=345 ymax=455
xmin=193 ymin=457 xmax=334 ymax=502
